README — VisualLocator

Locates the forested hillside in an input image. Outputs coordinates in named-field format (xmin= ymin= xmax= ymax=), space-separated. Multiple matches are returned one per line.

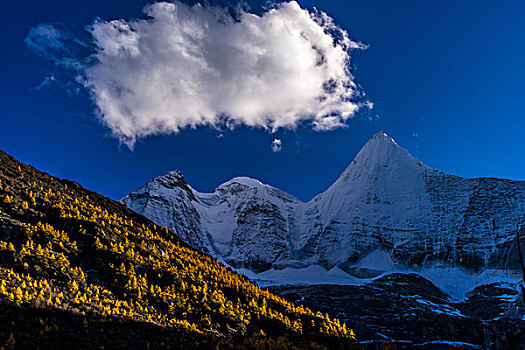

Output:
xmin=0 ymin=149 xmax=358 ymax=349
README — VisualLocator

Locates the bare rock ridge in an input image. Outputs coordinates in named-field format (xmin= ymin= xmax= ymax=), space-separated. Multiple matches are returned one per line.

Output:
xmin=123 ymin=132 xmax=525 ymax=295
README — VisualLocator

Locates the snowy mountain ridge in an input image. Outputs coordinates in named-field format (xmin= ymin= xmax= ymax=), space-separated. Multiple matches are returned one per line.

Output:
xmin=123 ymin=132 xmax=525 ymax=297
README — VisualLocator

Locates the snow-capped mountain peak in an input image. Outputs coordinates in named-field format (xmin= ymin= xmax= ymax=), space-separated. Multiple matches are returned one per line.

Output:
xmin=217 ymin=176 xmax=265 ymax=190
xmin=340 ymin=131 xmax=427 ymax=179
xmin=157 ymin=169 xmax=186 ymax=183
xmin=123 ymin=133 xmax=525 ymax=292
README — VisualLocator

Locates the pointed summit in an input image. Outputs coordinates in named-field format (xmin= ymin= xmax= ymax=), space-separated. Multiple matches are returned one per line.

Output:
xmin=335 ymin=132 xmax=429 ymax=184
xmin=153 ymin=169 xmax=192 ymax=189
xmin=353 ymin=132 xmax=411 ymax=165
xmin=315 ymin=132 xmax=433 ymax=231
xmin=360 ymin=131 xmax=400 ymax=153
xmin=370 ymin=131 xmax=392 ymax=139
xmin=136 ymin=168 xmax=197 ymax=202
xmin=161 ymin=169 xmax=186 ymax=182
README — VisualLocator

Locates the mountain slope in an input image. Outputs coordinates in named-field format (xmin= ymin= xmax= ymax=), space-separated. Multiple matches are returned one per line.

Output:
xmin=0 ymin=149 xmax=358 ymax=349
xmin=123 ymin=132 xmax=525 ymax=290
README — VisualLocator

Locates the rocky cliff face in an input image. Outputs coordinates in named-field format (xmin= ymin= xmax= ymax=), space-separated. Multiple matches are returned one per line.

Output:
xmin=123 ymin=132 xmax=525 ymax=288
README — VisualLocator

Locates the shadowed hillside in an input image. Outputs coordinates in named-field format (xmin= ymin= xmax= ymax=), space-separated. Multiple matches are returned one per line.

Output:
xmin=0 ymin=149 xmax=358 ymax=349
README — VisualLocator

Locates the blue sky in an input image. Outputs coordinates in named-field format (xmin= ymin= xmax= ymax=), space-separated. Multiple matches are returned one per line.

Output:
xmin=1 ymin=0 xmax=524 ymax=201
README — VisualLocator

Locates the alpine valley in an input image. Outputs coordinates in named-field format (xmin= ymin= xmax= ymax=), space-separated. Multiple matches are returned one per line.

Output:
xmin=124 ymin=132 xmax=525 ymax=349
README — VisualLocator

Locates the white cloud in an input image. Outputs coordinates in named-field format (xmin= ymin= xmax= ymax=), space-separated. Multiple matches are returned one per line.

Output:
xmin=32 ymin=1 xmax=369 ymax=148
xmin=271 ymin=138 xmax=282 ymax=152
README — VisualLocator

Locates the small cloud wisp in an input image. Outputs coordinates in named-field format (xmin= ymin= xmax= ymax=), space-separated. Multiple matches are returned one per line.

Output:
xmin=271 ymin=139 xmax=282 ymax=152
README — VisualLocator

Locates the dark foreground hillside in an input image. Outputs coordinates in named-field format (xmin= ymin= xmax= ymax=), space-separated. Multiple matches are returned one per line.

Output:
xmin=273 ymin=274 xmax=525 ymax=349
xmin=0 ymin=149 xmax=358 ymax=349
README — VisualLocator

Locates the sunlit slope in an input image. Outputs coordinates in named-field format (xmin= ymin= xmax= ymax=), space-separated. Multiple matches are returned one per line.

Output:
xmin=0 ymin=149 xmax=358 ymax=349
